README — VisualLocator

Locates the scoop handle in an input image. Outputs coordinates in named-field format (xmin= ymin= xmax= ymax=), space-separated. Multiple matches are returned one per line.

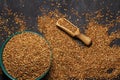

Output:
xmin=76 ymin=33 xmax=91 ymax=45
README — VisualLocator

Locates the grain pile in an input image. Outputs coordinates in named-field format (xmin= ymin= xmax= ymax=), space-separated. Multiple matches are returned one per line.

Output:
xmin=2 ymin=32 xmax=51 ymax=80
xmin=37 ymin=10 xmax=120 ymax=80
xmin=0 ymin=6 xmax=120 ymax=80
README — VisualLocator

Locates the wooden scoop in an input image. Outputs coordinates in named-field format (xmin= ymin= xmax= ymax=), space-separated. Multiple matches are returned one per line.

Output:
xmin=56 ymin=18 xmax=92 ymax=45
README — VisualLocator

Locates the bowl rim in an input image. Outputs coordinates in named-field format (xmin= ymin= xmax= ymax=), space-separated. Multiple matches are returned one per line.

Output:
xmin=0 ymin=31 xmax=52 ymax=80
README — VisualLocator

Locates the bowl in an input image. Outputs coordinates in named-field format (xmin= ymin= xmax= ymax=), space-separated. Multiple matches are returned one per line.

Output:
xmin=0 ymin=31 xmax=52 ymax=80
